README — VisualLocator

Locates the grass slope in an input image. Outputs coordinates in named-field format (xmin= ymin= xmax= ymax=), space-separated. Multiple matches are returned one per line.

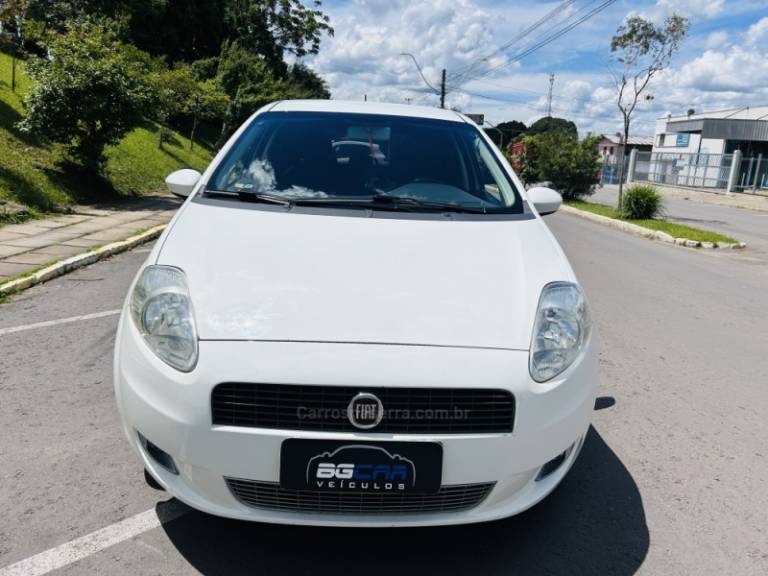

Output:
xmin=566 ymin=199 xmax=738 ymax=244
xmin=0 ymin=51 xmax=213 ymax=215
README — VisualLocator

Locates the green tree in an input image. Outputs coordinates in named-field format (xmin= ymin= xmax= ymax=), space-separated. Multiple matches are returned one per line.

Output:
xmin=0 ymin=0 xmax=29 ymax=91
xmin=18 ymin=20 xmax=154 ymax=171
xmin=286 ymin=62 xmax=330 ymax=99
xmin=517 ymin=132 xmax=601 ymax=200
xmin=509 ymin=136 xmax=540 ymax=186
xmin=186 ymin=79 xmax=229 ymax=150
xmin=23 ymin=0 xmax=334 ymax=70
xmin=153 ymin=65 xmax=229 ymax=149
xmin=526 ymin=116 xmax=577 ymax=139
xmin=215 ymin=42 xmax=328 ymax=144
xmin=224 ymin=0 xmax=333 ymax=72
xmin=484 ymin=120 xmax=526 ymax=148
xmin=610 ymin=13 xmax=689 ymax=206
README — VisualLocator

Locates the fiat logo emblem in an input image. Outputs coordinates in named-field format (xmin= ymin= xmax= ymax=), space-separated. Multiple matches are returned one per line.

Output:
xmin=347 ymin=392 xmax=384 ymax=430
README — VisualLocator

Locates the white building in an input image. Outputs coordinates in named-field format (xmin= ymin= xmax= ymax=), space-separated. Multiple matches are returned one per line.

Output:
xmin=647 ymin=106 xmax=768 ymax=191
xmin=653 ymin=106 xmax=768 ymax=157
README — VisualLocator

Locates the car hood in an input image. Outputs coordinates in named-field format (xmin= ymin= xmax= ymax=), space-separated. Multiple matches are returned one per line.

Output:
xmin=156 ymin=201 xmax=574 ymax=349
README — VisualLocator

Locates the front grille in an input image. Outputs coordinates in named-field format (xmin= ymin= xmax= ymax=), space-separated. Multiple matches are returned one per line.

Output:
xmin=226 ymin=478 xmax=495 ymax=514
xmin=211 ymin=383 xmax=515 ymax=434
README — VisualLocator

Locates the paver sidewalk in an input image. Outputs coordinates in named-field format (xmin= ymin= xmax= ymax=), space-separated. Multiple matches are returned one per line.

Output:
xmin=0 ymin=195 xmax=180 ymax=282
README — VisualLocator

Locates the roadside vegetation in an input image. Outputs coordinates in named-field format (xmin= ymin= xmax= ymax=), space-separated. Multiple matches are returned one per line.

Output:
xmin=0 ymin=0 xmax=333 ymax=222
xmin=566 ymin=198 xmax=738 ymax=244
xmin=619 ymin=184 xmax=664 ymax=219
xmin=0 ymin=50 xmax=212 ymax=219
xmin=510 ymin=129 xmax=602 ymax=200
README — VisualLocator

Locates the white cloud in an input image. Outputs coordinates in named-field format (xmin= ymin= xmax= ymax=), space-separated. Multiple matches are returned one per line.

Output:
xmin=311 ymin=0 xmax=512 ymax=106
xmin=705 ymin=30 xmax=729 ymax=50
xmin=746 ymin=16 xmax=768 ymax=47
xmin=673 ymin=46 xmax=768 ymax=93
xmin=300 ymin=1 xmax=768 ymax=138
xmin=653 ymin=0 xmax=724 ymax=19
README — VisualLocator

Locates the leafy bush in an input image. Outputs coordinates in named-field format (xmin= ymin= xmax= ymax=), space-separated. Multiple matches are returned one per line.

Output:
xmin=620 ymin=184 xmax=664 ymax=219
xmin=514 ymin=131 xmax=601 ymax=199
xmin=18 ymin=20 xmax=154 ymax=172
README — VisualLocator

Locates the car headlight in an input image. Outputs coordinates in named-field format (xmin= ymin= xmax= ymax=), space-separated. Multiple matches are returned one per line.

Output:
xmin=129 ymin=265 xmax=198 ymax=372
xmin=529 ymin=282 xmax=590 ymax=383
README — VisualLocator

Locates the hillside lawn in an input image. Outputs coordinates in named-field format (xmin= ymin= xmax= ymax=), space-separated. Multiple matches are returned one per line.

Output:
xmin=0 ymin=50 xmax=213 ymax=221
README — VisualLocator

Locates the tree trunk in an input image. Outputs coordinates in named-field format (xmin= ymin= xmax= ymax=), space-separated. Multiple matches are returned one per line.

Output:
xmin=617 ymin=120 xmax=630 ymax=210
xmin=11 ymin=50 xmax=17 ymax=92
xmin=189 ymin=116 xmax=198 ymax=151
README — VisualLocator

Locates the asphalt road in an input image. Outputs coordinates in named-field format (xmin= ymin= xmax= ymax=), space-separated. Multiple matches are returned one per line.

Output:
xmin=1 ymin=213 xmax=767 ymax=575
xmin=590 ymin=185 xmax=768 ymax=259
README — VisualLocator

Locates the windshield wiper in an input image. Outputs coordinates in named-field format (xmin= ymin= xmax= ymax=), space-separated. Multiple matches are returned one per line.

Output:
xmin=206 ymin=190 xmax=493 ymax=213
xmin=205 ymin=189 xmax=292 ymax=206
xmin=292 ymin=194 xmax=488 ymax=214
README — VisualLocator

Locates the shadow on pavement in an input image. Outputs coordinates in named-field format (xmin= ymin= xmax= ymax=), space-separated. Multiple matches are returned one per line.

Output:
xmin=160 ymin=426 xmax=648 ymax=575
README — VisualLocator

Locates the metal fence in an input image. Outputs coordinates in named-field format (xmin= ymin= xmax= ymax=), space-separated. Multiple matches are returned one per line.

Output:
xmin=634 ymin=152 xmax=733 ymax=189
xmin=735 ymin=155 xmax=768 ymax=192
xmin=599 ymin=156 xmax=630 ymax=185
xmin=603 ymin=151 xmax=768 ymax=194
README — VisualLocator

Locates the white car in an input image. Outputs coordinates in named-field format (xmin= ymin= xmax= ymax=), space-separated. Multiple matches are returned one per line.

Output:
xmin=114 ymin=100 xmax=598 ymax=527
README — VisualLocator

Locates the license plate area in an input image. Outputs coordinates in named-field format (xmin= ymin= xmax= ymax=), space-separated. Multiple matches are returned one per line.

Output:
xmin=280 ymin=439 xmax=443 ymax=494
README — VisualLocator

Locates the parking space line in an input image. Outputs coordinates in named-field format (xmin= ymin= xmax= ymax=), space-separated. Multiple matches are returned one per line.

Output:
xmin=0 ymin=501 xmax=190 ymax=576
xmin=0 ymin=309 xmax=121 ymax=336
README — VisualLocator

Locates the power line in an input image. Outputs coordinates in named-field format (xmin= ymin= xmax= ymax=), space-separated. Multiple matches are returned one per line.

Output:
xmin=462 ymin=78 xmax=599 ymax=106
xmin=454 ymin=0 xmax=618 ymax=87
xmin=399 ymin=52 xmax=439 ymax=94
xmin=447 ymin=0 xmax=600 ymax=90
xmin=448 ymin=0 xmax=578 ymax=85
xmin=462 ymin=89 xmax=658 ymax=128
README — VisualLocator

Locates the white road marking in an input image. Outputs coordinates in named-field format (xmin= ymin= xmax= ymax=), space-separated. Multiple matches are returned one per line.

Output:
xmin=0 ymin=309 xmax=121 ymax=336
xmin=0 ymin=501 xmax=190 ymax=576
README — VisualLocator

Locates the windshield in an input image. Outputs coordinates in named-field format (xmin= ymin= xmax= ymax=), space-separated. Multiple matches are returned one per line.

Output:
xmin=207 ymin=111 xmax=523 ymax=212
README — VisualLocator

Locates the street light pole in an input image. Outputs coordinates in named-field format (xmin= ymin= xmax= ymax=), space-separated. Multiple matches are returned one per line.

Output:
xmin=484 ymin=120 xmax=504 ymax=151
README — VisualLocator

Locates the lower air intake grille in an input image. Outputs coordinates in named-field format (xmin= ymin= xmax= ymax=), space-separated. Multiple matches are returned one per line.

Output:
xmin=225 ymin=479 xmax=495 ymax=514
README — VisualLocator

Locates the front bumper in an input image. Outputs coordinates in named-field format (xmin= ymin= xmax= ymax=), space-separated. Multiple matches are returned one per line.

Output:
xmin=114 ymin=316 xmax=598 ymax=527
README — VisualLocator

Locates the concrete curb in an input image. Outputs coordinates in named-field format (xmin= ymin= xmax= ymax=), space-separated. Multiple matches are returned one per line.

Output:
xmin=0 ymin=224 xmax=166 ymax=297
xmin=560 ymin=205 xmax=746 ymax=250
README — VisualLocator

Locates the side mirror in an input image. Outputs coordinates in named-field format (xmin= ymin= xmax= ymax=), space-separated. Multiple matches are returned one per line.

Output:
xmin=527 ymin=186 xmax=562 ymax=216
xmin=165 ymin=169 xmax=202 ymax=198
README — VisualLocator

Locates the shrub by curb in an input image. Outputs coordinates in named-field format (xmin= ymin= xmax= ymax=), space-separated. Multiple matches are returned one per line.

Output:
xmin=560 ymin=205 xmax=746 ymax=249
xmin=0 ymin=224 xmax=166 ymax=297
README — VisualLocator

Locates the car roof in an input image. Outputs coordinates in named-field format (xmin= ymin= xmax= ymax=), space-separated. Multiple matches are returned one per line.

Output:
xmin=269 ymin=100 xmax=468 ymax=123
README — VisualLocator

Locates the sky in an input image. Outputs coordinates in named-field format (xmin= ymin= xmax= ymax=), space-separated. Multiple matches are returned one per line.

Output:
xmin=303 ymin=0 xmax=768 ymax=137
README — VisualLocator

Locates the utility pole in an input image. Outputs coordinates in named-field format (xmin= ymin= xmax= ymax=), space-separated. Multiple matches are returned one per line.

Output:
xmin=440 ymin=68 xmax=446 ymax=109
xmin=546 ymin=73 xmax=555 ymax=118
